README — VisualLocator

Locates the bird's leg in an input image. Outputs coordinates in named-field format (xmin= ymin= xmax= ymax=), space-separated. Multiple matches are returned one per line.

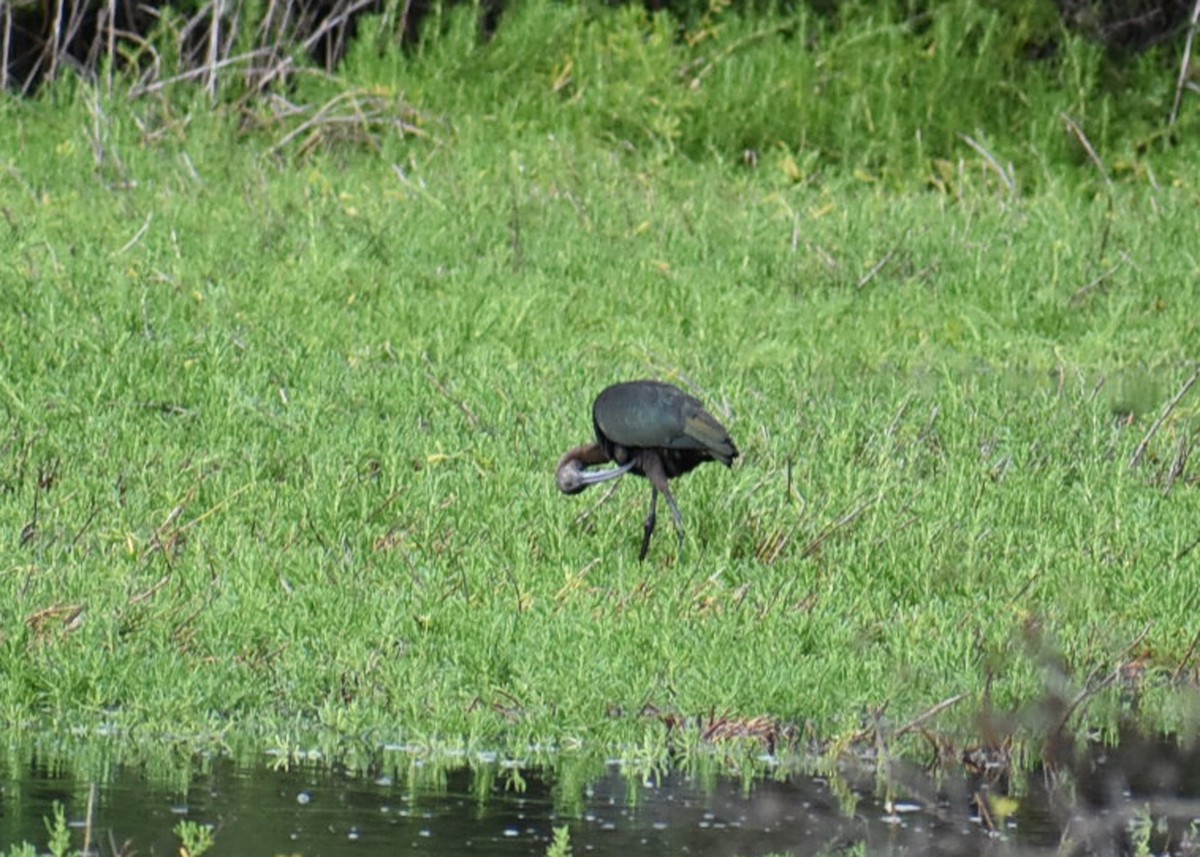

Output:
xmin=660 ymin=483 xmax=686 ymax=556
xmin=641 ymin=453 xmax=685 ymax=560
xmin=639 ymin=487 xmax=658 ymax=561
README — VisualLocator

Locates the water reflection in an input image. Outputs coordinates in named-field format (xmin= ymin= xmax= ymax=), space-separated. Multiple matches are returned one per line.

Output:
xmin=2 ymin=734 xmax=1199 ymax=856
xmin=0 ymin=753 xmax=1033 ymax=856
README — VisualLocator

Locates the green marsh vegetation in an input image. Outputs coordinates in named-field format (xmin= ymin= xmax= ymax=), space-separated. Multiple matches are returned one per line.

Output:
xmin=1 ymin=0 xmax=1199 ymax=783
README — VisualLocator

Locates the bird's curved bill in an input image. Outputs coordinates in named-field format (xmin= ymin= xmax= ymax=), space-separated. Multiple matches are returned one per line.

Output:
xmin=574 ymin=459 xmax=635 ymax=486
xmin=558 ymin=456 xmax=636 ymax=495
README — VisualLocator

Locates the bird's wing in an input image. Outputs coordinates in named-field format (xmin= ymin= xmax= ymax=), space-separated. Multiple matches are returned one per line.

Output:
xmin=677 ymin=402 xmax=738 ymax=463
xmin=595 ymin=382 xmax=737 ymax=462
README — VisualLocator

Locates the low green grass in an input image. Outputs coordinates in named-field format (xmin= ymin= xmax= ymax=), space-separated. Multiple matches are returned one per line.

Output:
xmin=1 ymin=0 xmax=1199 ymax=781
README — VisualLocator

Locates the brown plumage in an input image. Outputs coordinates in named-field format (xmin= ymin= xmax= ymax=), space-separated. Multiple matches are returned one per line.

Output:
xmin=556 ymin=380 xmax=738 ymax=560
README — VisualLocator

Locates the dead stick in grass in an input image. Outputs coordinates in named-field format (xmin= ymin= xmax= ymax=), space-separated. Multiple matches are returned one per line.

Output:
xmin=1163 ymin=431 xmax=1192 ymax=496
xmin=894 ymin=693 xmax=968 ymax=739
xmin=847 ymin=701 xmax=890 ymax=746
xmin=1053 ymin=668 xmax=1117 ymax=737
xmin=957 ymin=132 xmax=1016 ymax=195
xmin=1129 ymin=365 xmax=1200 ymax=469
xmin=1177 ymin=533 xmax=1200 ymax=561
xmin=179 ymin=483 xmax=253 ymax=533
xmin=1170 ymin=0 xmax=1200 ymax=126
xmin=129 ymin=574 xmax=171 ymax=606
xmin=422 ymin=355 xmax=480 ymax=428
xmin=802 ymin=492 xmax=877 ymax=558
xmin=204 ymin=0 xmax=221 ymax=101
xmin=975 ymin=790 xmax=997 ymax=832
xmin=574 ymin=480 xmax=622 ymax=526
xmin=300 ymin=0 xmax=380 ymax=56
xmin=83 ymin=782 xmax=96 ymax=857
xmin=132 ymin=48 xmax=276 ymax=96
xmin=1171 ymin=627 xmax=1200 ymax=684
xmin=856 ymin=247 xmax=898 ymax=289
xmin=1062 ymin=113 xmax=1112 ymax=189
xmin=1053 ymin=624 xmax=1152 ymax=734
xmin=1069 ymin=262 xmax=1121 ymax=307
xmin=1 ymin=3 xmax=10 ymax=91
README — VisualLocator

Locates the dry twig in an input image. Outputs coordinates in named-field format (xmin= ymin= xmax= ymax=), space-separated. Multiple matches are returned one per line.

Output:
xmin=1170 ymin=0 xmax=1200 ymax=125
xmin=1129 ymin=365 xmax=1200 ymax=469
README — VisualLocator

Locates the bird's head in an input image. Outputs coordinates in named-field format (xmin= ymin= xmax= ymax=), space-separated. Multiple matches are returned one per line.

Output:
xmin=556 ymin=458 xmax=591 ymax=495
xmin=556 ymin=449 xmax=635 ymax=495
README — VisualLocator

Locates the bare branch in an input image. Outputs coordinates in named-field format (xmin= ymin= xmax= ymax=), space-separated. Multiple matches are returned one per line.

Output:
xmin=1062 ymin=113 xmax=1112 ymax=189
xmin=1129 ymin=365 xmax=1200 ymax=469
xmin=1170 ymin=0 xmax=1200 ymax=125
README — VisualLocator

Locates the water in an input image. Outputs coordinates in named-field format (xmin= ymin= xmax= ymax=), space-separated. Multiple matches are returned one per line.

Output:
xmin=3 ymin=731 xmax=1199 ymax=856
xmin=0 ymin=752 xmax=1049 ymax=856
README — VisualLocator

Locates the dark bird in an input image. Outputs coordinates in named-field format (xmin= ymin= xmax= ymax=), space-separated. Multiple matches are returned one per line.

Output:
xmin=556 ymin=380 xmax=738 ymax=560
